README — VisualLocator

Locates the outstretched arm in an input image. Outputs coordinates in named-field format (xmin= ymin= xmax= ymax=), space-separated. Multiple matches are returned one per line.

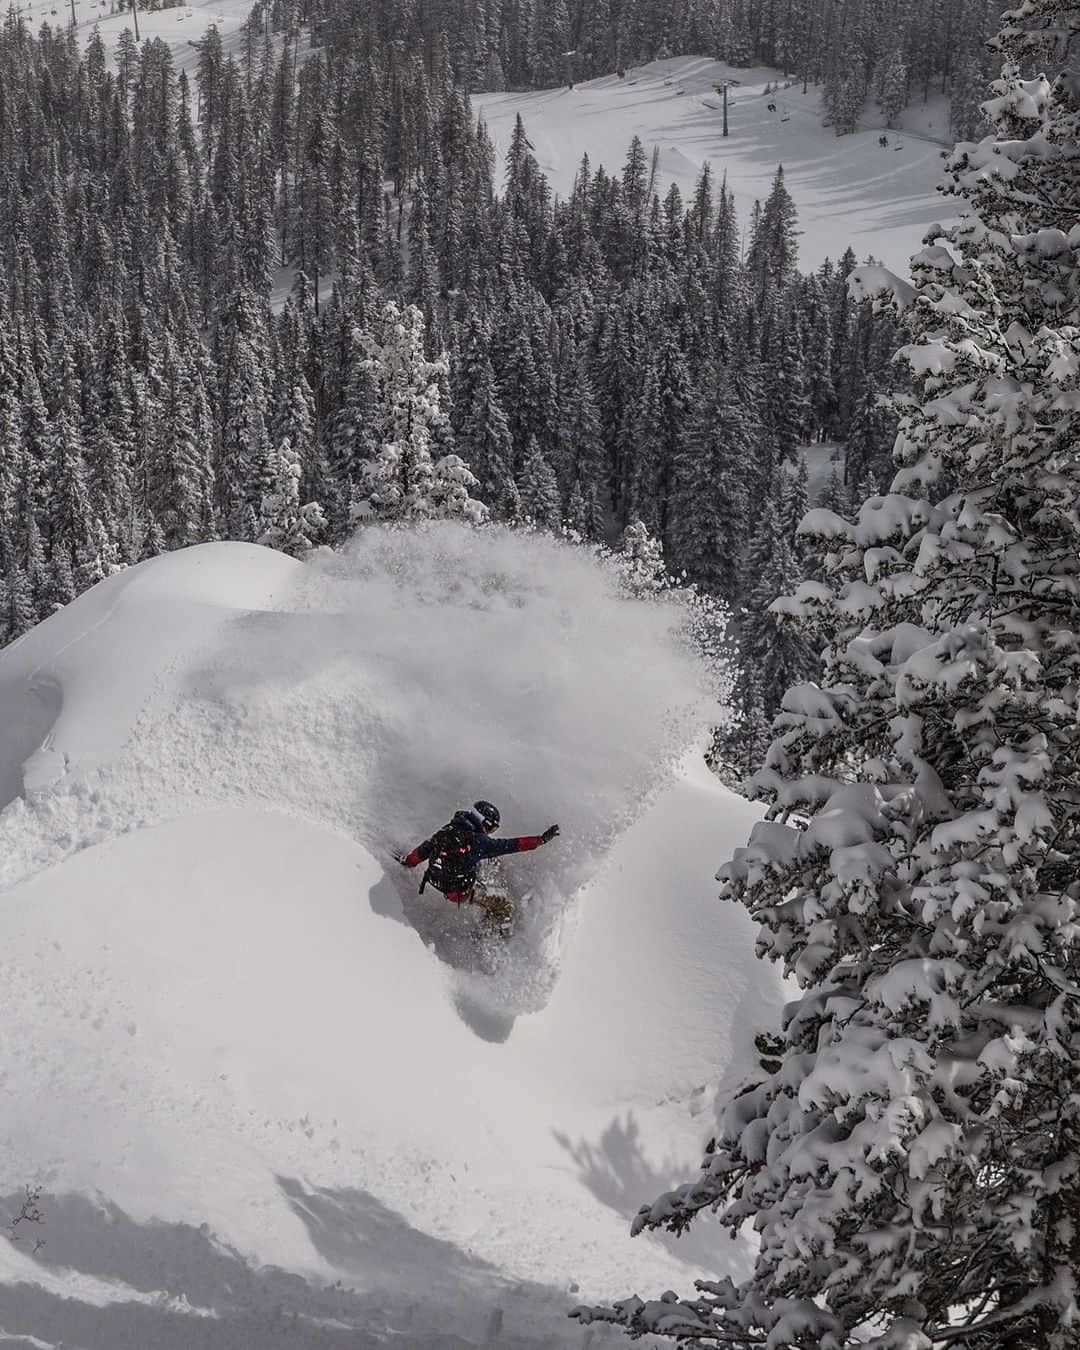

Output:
xmin=477 ymin=825 xmax=559 ymax=859
xmin=398 ymin=838 xmax=434 ymax=868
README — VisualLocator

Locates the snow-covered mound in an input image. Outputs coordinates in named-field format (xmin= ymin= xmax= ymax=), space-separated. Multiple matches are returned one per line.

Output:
xmin=476 ymin=55 xmax=953 ymax=271
xmin=0 ymin=527 xmax=784 ymax=1349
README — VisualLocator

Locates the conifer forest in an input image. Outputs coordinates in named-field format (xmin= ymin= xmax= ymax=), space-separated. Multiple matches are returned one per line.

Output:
xmin=2 ymin=0 xmax=1080 ymax=1343
xmin=1 ymin=0 xmax=909 ymax=709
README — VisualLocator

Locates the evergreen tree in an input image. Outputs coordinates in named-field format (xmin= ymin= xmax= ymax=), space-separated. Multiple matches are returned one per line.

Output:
xmin=668 ymin=380 xmax=751 ymax=602
xmin=85 ymin=317 xmax=137 ymax=557
xmin=295 ymin=107 xmax=336 ymax=311
xmin=328 ymin=313 xmax=380 ymax=534
xmin=257 ymin=437 xmax=326 ymax=555
xmin=737 ymin=495 xmax=816 ymax=719
xmin=595 ymin=306 xmax=642 ymax=524
xmin=24 ymin=515 xmax=51 ymax=623
xmin=802 ymin=274 xmax=836 ymax=439
xmin=554 ymin=330 xmax=605 ymax=507
xmin=353 ymin=302 xmax=486 ymax=524
xmin=452 ymin=312 xmax=515 ymax=514
xmin=950 ymin=49 xmax=989 ymax=141
xmin=630 ymin=332 xmax=693 ymax=548
xmin=149 ymin=340 xmax=215 ymax=547
xmin=844 ymin=374 xmax=896 ymax=489
xmin=827 ymin=36 xmax=868 ymax=134
xmin=876 ymin=45 xmax=908 ymax=127
xmin=615 ymin=519 xmax=669 ymax=597
xmin=747 ymin=165 xmax=800 ymax=297
xmin=213 ymin=284 xmax=273 ymax=534
xmin=517 ymin=436 xmax=562 ymax=529
xmin=779 ymin=454 xmax=810 ymax=550
xmin=42 ymin=410 xmax=98 ymax=601
xmin=406 ymin=170 xmax=440 ymax=319
xmin=763 ymin=303 xmax=810 ymax=458
xmin=0 ymin=561 xmax=35 ymax=643
xmin=577 ymin=7 xmax=1080 ymax=1345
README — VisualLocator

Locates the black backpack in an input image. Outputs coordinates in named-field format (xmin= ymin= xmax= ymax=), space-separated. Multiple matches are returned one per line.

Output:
xmin=420 ymin=822 xmax=476 ymax=894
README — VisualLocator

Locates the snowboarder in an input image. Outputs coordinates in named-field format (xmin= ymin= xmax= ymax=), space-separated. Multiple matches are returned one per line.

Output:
xmin=395 ymin=801 xmax=559 ymax=926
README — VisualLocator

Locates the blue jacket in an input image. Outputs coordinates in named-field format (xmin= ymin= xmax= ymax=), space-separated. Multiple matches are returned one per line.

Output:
xmin=402 ymin=810 xmax=543 ymax=890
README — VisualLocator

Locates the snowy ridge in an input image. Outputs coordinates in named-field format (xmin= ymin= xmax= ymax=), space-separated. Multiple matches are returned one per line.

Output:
xmin=0 ymin=528 xmax=783 ymax=1349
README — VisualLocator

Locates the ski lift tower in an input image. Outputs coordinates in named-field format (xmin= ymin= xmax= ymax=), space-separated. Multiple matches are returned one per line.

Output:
xmin=562 ymin=48 xmax=578 ymax=89
xmin=713 ymin=78 xmax=740 ymax=137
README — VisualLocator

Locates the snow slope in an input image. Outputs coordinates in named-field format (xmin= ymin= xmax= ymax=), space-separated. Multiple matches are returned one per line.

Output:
xmin=0 ymin=526 xmax=784 ymax=1349
xmin=15 ymin=0 xmax=257 ymax=74
xmin=476 ymin=56 xmax=953 ymax=271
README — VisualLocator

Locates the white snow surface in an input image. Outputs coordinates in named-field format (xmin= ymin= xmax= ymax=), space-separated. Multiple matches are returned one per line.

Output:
xmin=0 ymin=526 xmax=783 ymax=1349
xmin=18 ymin=0 xmax=258 ymax=73
xmin=476 ymin=56 xmax=954 ymax=272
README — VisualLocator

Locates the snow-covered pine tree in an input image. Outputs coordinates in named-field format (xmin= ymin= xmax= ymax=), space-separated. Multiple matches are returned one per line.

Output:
xmin=737 ymin=492 xmax=816 ymax=721
xmin=257 ymin=437 xmax=326 ymax=556
xmin=844 ymin=373 xmax=897 ymax=489
xmin=213 ymin=283 xmax=273 ymax=535
xmin=575 ymin=4 xmax=1080 ymax=1346
xmin=0 ymin=560 xmax=34 ymax=645
xmin=827 ymin=35 xmax=868 ymax=134
xmin=352 ymin=302 xmax=486 ymax=525
xmin=328 ymin=313 xmax=379 ymax=534
xmin=709 ymin=487 xmax=809 ymax=786
xmin=951 ymin=50 xmax=989 ymax=141
xmin=668 ymin=377 xmax=751 ymax=603
xmin=614 ymin=519 xmax=669 ymax=597
xmin=778 ymin=455 xmax=810 ymax=555
xmin=763 ymin=301 xmax=810 ymax=457
xmin=451 ymin=311 xmax=515 ymax=513
xmin=148 ymin=340 xmax=215 ymax=549
xmin=747 ymin=165 xmax=800 ymax=297
xmin=516 ymin=436 xmax=562 ymax=530
xmin=876 ymin=45 xmax=908 ymax=128
xmin=803 ymin=274 xmax=836 ymax=439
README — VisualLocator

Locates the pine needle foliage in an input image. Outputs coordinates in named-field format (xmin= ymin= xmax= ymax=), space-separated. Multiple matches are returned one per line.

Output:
xmin=575 ymin=5 xmax=1080 ymax=1347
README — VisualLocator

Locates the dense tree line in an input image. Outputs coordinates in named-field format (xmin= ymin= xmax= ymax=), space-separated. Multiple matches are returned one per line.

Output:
xmin=352 ymin=0 xmax=1006 ymax=140
xmin=0 ymin=0 xmax=902 ymax=746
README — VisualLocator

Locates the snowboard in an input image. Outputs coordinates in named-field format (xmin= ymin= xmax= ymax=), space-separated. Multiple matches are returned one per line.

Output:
xmin=470 ymin=882 xmax=514 ymax=938
xmin=470 ymin=861 xmax=515 ymax=938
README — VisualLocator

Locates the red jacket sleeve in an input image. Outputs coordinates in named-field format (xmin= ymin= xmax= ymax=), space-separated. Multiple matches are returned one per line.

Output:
xmin=478 ymin=834 xmax=542 ymax=858
xmin=402 ymin=838 xmax=434 ymax=868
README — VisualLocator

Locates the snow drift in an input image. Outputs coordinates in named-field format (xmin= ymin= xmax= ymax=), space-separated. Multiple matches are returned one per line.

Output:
xmin=0 ymin=526 xmax=783 ymax=1349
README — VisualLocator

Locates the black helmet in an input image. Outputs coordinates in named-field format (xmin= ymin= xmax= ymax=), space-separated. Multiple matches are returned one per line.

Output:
xmin=472 ymin=800 xmax=500 ymax=831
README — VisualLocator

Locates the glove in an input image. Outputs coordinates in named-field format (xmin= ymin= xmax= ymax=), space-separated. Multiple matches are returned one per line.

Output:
xmin=393 ymin=851 xmax=409 ymax=865
xmin=540 ymin=824 xmax=560 ymax=844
